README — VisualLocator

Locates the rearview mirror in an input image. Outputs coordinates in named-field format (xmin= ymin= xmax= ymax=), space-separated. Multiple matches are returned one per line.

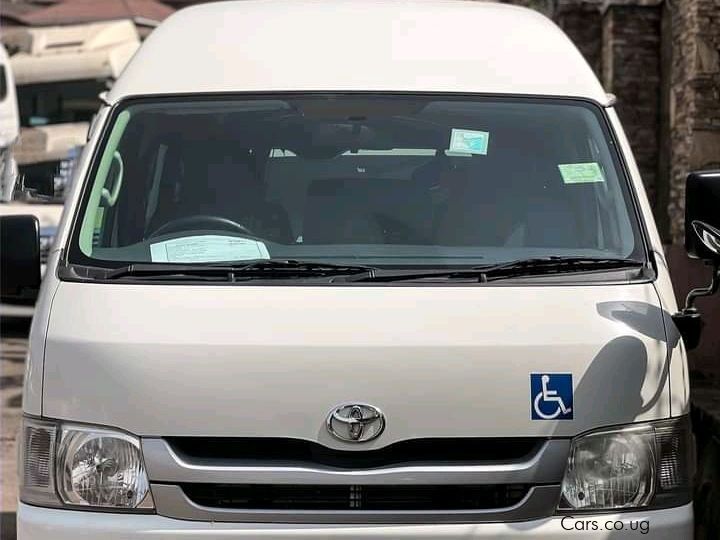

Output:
xmin=0 ymin=215 xmax=41 ymax=305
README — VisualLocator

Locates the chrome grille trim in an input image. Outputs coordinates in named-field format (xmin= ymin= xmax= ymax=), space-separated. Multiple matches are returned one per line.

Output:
xmin=150 ymin=484 xmax=562 ymax=524
xmin=142 ymin=438 xmax=570 ymax=486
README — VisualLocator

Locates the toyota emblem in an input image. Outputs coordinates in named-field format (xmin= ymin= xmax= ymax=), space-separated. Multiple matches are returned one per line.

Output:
xmin=326 ymin=403 xmax=385 ymax=443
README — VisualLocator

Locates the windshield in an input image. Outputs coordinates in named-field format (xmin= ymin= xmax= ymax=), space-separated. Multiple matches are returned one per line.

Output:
xmin=69 ymin=95 xmax=643 ymax=269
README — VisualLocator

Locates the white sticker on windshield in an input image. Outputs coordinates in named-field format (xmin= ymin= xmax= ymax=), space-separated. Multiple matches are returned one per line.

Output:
xmin=150 ymin=235 xmax=270 ymax=263
xmin=449 ymin=128 xmax=490 ymax=156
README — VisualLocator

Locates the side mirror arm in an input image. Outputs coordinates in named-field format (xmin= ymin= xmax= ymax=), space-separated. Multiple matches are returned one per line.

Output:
xmin=683 ymin=262 xmax=720 ymax=311
xmin=672 ymin=262 xmax=720 ymax=350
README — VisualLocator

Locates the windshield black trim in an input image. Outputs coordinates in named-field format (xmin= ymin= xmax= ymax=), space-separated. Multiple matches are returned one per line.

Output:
xmin=58 ymin=260 xmax=655 ymax=286
xmin=61 ymin=92 xmax=652 ymax=283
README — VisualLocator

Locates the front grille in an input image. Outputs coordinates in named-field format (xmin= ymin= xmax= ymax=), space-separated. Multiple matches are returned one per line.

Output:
xmin=182 ymin=483 xmax=531 ymax=511
xmin=166 ymin=437 xmax=542 ymax=468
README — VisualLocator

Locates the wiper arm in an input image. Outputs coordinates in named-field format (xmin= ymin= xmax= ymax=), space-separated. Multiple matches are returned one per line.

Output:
xmin=344 ymin=257 xmax=646 ymax=283
xmin=106 ymin=263 xmax=231 ymax=280
xmin=475 ymin=256 xmax=647 ymax=280
xmin=104 ymin=259 xmax=377 ymax=280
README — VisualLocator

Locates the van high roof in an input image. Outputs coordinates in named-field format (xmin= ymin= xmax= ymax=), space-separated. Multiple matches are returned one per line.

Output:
xmin=107 ymin=0 xmax=608 ymax=105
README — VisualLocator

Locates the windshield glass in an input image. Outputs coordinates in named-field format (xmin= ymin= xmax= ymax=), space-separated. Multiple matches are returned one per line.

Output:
xmin=69 ymin=95 xmax=643 ymax=268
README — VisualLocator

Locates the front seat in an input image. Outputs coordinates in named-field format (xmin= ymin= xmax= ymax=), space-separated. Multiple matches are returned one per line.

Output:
xmin=303 ymin=178 xmax=385 ymax=244
xmin=167 ymin=144 xmax=293 ymax=243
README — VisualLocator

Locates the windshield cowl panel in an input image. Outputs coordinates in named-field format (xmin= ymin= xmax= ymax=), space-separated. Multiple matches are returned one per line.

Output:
xmin=65 ymin=94 xmax=647 ymax=282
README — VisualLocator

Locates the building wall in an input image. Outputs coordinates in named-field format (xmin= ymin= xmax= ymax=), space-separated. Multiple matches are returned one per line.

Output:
xmin=602 ymin=2 xmax=663 ymax=210
xmin=668 ymin=0 xmax=720 ymax=243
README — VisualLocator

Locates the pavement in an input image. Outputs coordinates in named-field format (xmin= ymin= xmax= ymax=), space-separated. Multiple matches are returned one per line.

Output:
xmin=1 ymin=317 xmax=30 ymax=539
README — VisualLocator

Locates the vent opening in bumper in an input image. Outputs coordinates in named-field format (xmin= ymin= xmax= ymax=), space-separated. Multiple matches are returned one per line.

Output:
xmin=181 ymin=483 xmax=531 ymax=511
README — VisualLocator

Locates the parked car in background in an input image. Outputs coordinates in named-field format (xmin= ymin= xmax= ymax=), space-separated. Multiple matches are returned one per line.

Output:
xmin=3 ymin=1 xmax=719 ymax=538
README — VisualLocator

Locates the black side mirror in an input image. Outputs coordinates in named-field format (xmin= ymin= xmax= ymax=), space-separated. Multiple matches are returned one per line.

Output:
xmin=685 ymin=170 xmax=720 ymax=261
xmin=0 ymin=215 xmax=41 ymax=305
xmin=673 ymin=170 xmax=720 ymax=349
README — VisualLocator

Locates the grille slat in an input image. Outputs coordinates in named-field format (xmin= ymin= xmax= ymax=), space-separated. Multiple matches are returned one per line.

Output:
xmin=166 ymin=437 xmax=541 ymax=469
xmin=182 ymin=483 xmax=530 ymax=511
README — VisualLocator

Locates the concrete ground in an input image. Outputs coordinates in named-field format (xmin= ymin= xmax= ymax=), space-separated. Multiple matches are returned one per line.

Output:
xmin=1 ymin=318 xmax=30 ymax=539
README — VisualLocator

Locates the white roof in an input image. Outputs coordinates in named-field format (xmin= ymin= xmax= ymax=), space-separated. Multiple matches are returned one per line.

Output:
xmin=108 ymin=0 xmax=608 ymax=104
xmin=10 ymin=21 xmax=140 ymax=85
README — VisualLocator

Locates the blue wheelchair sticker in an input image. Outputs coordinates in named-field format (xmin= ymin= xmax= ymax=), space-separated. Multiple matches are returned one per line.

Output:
xmin=530 ymin=373 xmax=573 ymax=420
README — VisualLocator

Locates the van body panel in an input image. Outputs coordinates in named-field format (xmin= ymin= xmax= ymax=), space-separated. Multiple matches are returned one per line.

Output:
xmin=42 ymin=281 xmax=670 ymax=439
xmin=21 ymin=271 xmax=59 ymax=415
xmin=605 ymin=108 xmax=689 ymax=416
xmin=20 ymin=107 xmax=109 ymax=414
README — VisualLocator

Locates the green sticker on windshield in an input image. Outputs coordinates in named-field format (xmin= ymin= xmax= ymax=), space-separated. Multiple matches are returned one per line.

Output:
xmin=449 ymin=128 xmax=489 ymax=155
xmin=558 ymin=162 xmax=605 ymax=184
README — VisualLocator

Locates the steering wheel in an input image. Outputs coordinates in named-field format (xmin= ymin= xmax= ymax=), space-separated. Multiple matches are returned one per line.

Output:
xmin=148 ymin=215 xmax=254 ymax=239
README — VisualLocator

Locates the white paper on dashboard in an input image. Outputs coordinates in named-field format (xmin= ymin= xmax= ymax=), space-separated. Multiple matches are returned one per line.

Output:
xmin=150 ymin=235 xmax=270 ymax=263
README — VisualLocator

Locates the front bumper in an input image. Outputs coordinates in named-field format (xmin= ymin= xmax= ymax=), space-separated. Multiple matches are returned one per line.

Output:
xmin=18 ymin=502 xmax=693 ymax=539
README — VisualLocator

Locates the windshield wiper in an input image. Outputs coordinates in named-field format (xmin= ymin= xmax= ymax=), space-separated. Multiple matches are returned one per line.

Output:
xmin=343 ymin=256 xmax=647 ymax=283
xmin=104 ymin=259 xmax=377 ymax=281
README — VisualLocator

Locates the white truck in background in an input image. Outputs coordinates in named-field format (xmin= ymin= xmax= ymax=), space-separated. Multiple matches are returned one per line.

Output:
xmin=0 ymin=44 xmax=19 ymax=202
xmin=0 ymin=20 xmax=139 ymax=299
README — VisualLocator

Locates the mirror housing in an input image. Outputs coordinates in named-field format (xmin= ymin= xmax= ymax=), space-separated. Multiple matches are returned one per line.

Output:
xmin=674 ymin=170 xmax=720 ymax=349
xmin=0 ymin=215 xmax=41 ymax=305
xmin=685 ymin=170 xmax=720 ymax=261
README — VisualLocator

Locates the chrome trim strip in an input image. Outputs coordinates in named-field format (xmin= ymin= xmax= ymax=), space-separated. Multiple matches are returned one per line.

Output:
xmin=142 ymin=438 xmax=569 ymax=485
xmin=151 ymin=484 xmax=561 ymax=524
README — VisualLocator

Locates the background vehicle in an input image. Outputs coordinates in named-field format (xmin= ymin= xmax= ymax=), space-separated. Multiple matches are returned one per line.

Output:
xmin=2 ymin=1 xmax=718 ymax=538
xmin=0 ymin=44 xmax=19 ymax=203
xmin=0 ymin=20 xmax=139 ymax=280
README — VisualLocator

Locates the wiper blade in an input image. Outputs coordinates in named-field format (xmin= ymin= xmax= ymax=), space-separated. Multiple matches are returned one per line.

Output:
xmin=345 ymin=257 xmax=646 ymax=283
xmin=476 ymin=256 xmax=646 ymax=279
xmin=216 ymin=259 xmax=377 ymax=274
xmin=104 ymin=259 xmax=377 ymax=280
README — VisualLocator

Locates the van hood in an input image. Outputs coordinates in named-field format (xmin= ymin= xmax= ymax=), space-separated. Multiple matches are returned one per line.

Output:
xmin=43 ymin=281 xmax=672 ymax=444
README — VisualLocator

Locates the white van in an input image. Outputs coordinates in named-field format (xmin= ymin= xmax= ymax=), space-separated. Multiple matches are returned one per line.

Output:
xmin=5 ymin=1 xmax=720 ymax=538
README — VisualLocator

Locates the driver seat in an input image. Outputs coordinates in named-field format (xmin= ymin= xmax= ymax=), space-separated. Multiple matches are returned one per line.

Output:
xmin=148 ymin=143 xmax=292 ymax=243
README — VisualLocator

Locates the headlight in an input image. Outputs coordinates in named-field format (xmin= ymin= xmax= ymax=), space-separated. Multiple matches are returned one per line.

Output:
xmin=18 ymin=417 xmax=154 ymax=511
xmin=559 ymin=417 xmax=693 ymax=512
xmin=57 ymin=425 xmax=151 ymax=508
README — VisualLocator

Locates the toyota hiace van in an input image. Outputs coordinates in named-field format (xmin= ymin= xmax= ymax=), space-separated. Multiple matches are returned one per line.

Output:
xmin=5 ymin=1 xmax=720 ymax=538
